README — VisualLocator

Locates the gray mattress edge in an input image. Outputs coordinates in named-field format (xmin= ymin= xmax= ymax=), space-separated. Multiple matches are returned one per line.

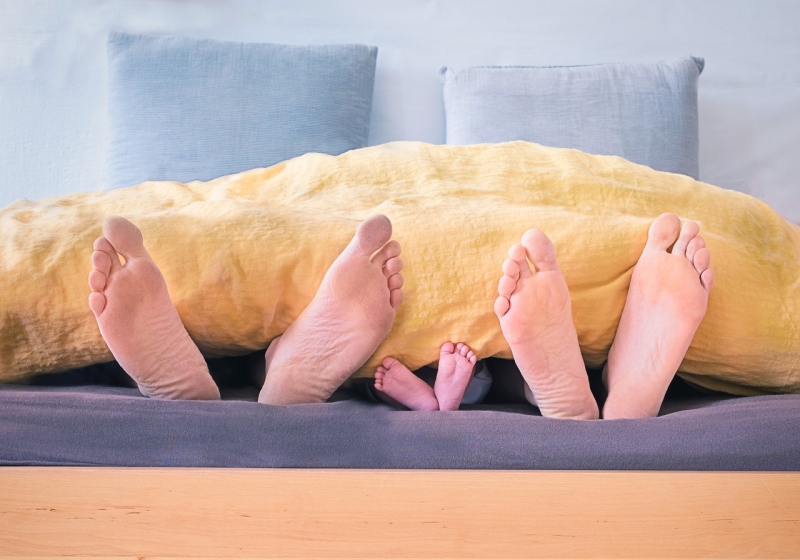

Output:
xmin=1 ymin=384 xmax=798 ymax=470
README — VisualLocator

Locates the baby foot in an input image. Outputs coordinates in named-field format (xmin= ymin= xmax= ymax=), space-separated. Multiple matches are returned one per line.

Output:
xmin=88 ymin=216 xmax=219 ymax=400
xmin=374 ymin=357 xmax=439 ymax=411
xmin=433 ymin=342 xmax=477 ymax=411
xmin=494 ymin=229 xmax=598 ymax=419
xmin=603 ymin=213 xmax=714 ymax=419
xmin=259 ymin=215 xmax=404 ymax=404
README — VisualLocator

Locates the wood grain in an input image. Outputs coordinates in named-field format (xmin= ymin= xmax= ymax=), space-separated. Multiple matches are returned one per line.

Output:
xmin=1 ymin=468 xmax=798 ymax=558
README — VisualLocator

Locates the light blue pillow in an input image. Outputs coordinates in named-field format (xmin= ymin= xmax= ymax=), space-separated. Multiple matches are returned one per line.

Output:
xmin=108 ymin=33 xmax=378 ymax=187
xmin=440 ymin=57 xmax=704 ymax=178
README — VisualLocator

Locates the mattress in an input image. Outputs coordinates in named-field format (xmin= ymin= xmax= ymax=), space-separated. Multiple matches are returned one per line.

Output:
xmin=1 ymin=357 xmax=798 ymax=470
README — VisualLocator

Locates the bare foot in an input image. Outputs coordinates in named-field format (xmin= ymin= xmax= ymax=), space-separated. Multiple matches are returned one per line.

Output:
xmin=88 ymin=216 xmax=219 ymax=400
xmin=374 ymin=357 xmax=439 ymax=411
xmin=259 ymin=215 xmax=404 ymax=404
xmin=494 ymin=230 xmax=598 ymax=420
xmin=434 ymin=342 xmax=477 ymax=411
xmin=603 ymin=213 xmax=714 ymax=419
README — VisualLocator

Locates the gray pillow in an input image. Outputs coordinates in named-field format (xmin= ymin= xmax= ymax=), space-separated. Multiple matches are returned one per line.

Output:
xmin=108 ymin=33 xmax=377 ymax=187
xmin=440 ymin=57 xmax=704 ymax=178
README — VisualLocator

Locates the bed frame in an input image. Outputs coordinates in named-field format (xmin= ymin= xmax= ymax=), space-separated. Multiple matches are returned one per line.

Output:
xmin=1 ymin=468 xmax=798 ymax=557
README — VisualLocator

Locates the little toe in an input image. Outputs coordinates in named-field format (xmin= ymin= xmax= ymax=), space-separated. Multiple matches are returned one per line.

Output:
xmin=390 ymin=288 xmax=404 ymax=309
xmin=672 ymin=220 xmax=700 ymax=256
xmin=494 ymin=295 xmax=510 ymax=318
xmin=383 ymin=256 xmax=403 ymax=277
xmin=88 ymin=292 xmax=106 ymax=316
xmin=646 ymin=213 xmax=681 ymax=251
xmin=353 ymin=215 xmax=393 ymax=256
xmin=521 ymin=229 xmax=559 ymax=272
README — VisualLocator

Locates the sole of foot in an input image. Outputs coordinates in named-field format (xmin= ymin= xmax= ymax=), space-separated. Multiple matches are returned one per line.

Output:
xmin=433 ymin=342 xmax=477 ymax=411
xmin=495 ymin=229 xmax=598 ymax=420
xmin=258 ymin=215 xmax=404 ymax=404
xmin=374 ymin=356 xmax=439 ymax=411
xmin=602 ymin=213 xmax=713 ymax=419
xmin=88 ymin=216 xmax=219 ymax=400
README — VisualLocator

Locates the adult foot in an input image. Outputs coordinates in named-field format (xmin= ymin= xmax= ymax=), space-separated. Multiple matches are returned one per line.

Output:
xmin=374 ymin=357 xmax=438 ymax=411
xmin=88 ymin=216 xmax=219 ymax=400
xmin=603 ymin=213 xmax=713 ymax=419
xmin=494 ymin=230 xmax=598 ymax=420
xmin=434 ymin=342 xmax=477 ymax=411
xmin=259 ymin=215 xmax=404 ymax=404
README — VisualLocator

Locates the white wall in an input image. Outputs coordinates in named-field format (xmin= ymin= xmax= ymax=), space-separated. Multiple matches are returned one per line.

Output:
xmin=1 ymin=0 xmax=799 ymax=220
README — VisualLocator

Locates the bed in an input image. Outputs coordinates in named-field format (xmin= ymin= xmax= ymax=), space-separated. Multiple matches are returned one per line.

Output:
xmin=2 ymin=360 xmax=799 ymax=556
xmin=2 ymin=31 xmax=800 ymax=558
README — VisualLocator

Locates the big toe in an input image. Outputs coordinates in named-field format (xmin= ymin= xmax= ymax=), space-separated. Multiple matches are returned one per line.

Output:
xmin=646 ymin=213 xmax=681 ymax=251
xmin=440 ymin=341 xmax=455 ymax=357
xmin=352 ymin=214 xmax=393 ymax=256
xmin=521 ymin=229 xmax=558 ymax=272
xmin=103 ymin=216 xmax=147 ymax=260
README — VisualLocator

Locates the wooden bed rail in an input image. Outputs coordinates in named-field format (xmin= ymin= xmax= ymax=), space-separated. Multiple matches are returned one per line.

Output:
xmin=1 ymin=468 xmax=798 ymax=558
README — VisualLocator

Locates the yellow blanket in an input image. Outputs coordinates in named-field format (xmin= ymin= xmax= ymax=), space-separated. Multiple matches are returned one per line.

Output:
xmin=1 ymin=141 xmax=799 ymax=395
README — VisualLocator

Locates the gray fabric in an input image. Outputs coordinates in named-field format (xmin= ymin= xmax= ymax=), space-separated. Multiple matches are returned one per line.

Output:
xmin=1 ymin=384 xmax=798 ymax=470
xmin=441 ymin=57 xmax=704 ymax=178
xmin=108 ymin=33 xmax=377 ymax=187
xmin=460 ymin=360 xmax=492 ymax=405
